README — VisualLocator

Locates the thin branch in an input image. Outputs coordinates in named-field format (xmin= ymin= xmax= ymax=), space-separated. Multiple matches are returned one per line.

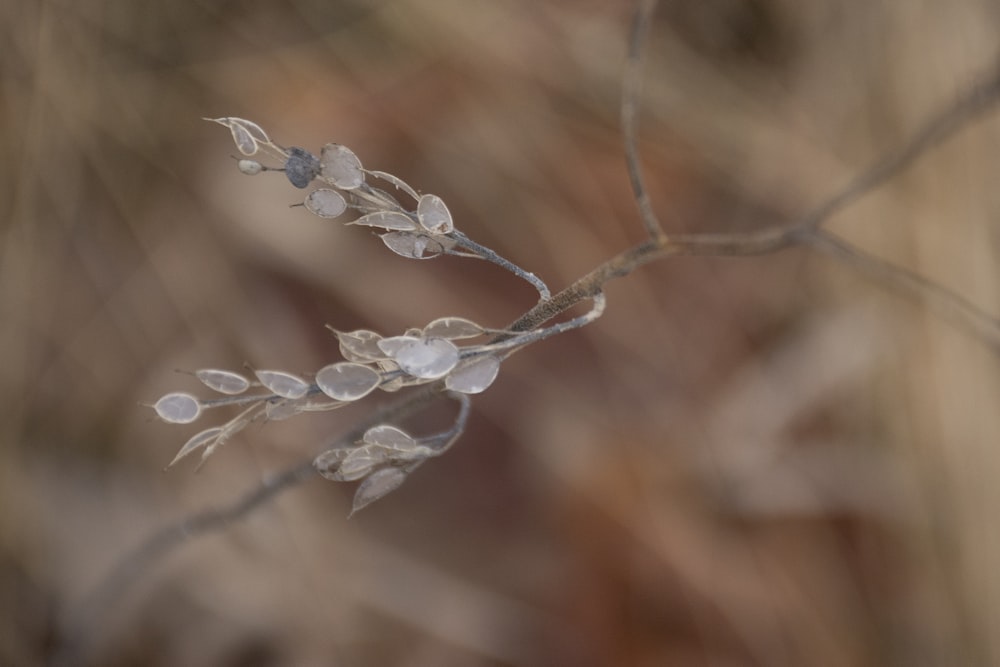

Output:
xmin=622 ymin=0 xmax=667 ymax=243
xmin=800 ymin=228 xmax=1000 ymax=348
xmin=450 ymin=230 xmax=551 ymax=301
xmin=798 ymin=61 xmax=1000 ymax=233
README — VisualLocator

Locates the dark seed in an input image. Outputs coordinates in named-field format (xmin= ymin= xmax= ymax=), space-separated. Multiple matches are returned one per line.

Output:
xmin=284 ymin=146 xmax=321 ymax=189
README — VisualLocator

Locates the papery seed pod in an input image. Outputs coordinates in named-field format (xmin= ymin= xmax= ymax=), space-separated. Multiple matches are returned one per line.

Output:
xmin=445 ymin=356 xmax=501 ymax=394
xmin=334 ymin=445 xmax=386 ymax=481
xmin=320 ymin=144 xmax=364 ymax=190
xmin=316 ymin=362 xmax=381 ymax=401
xmin=392 ymin=338 xmax=460 ymax=379
xmin=376 ymin=335 xmax=421 ymax=357
xmin=416 ymin=194 xmax=453 ymax=234
xmin=153 ymin=392 xmax=201 ymax=424
xmin=167 ymin=427 xmax=223 ymax=468
xmin=362 ymin=424 xmax=416 ymax=451
xmin=367 ymin=170 xmax=419 ymax=201
xmin=349 ymin=211 xmax=418 ymax=232
xmin=330 ymin=328 xmax=388 ymax=362
xmin=351 ymin=467 xmax=408 ymax=515
xmin=380 ymin=231 xmax=449 ymax=259
xmin=254 ymin=370 xmax=310 ymax=399
xmin=304 ymin=189 xmax=348 ymax=218
xmin=422 ymin=317 xmax=486 ymax=340
xmin=195 ymin=369 xmax=251 ymax=395
xmin=264 ymin=400 xmax=300 ymax=421
xmin=284 ymin=147 xmax=321 ymax=189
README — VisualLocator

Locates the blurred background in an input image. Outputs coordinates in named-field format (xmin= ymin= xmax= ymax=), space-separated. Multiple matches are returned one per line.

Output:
xmin=4 ymin=1 xmax=1000 ymax=665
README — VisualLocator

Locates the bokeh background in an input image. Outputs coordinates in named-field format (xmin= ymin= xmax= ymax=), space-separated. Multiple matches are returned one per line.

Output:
xmin=4 ymin=1 xmax=1000 ymax=665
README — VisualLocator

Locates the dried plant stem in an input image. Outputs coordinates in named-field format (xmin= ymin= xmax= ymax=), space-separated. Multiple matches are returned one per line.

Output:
xmin=60 ymin=2 xmax=1000 ymax=664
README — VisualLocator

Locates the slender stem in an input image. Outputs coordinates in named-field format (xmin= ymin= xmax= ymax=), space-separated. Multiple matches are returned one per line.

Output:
xmin=449 ymin=230 xmax=551 ymax=301
xmin=622 ymin=0 xmax=667 ymax=243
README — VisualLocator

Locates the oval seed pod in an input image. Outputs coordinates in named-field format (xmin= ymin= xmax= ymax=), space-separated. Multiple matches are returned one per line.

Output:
xmin=416 ymin=194 xmax=453 ymax=234
xmin=362 ymin=424 xmax=416 ymax=451
xmin=423 ymin=317 xmax=486 ymax=340
xmin=351 ymin=467 xmax=407 ymax=516
xmin=319 ymin=143 xmax=364 ymax=189
xmin=284 ymin=147 xmax=321 ymax=189
xmin=237 ymin=159 xmax=264 ymax=175
xmin=380 ymin=231 xmax=448 ymax=259
xmin=331 ymin=328 xmax=387 ymax=362
xmin=153 ymin=392 xmax=202 ymax=424
xmin=316 ymin=362 xmax=381 ymax=401
xmin=195 ymin=369 xmax=251 ymax=395
xmin=367 ymin=170 xmax=419 ymax=201
xmin=254 ymin=370 xmax=310 ymax=399
xmin=392 ymin=338 xmax=460 ymax=379
xmin=376 ymin=335 xmax=421 ymax=357
xmin=350 ymin=211 xmax=418 ymax=232
xmin=304 ymin=189 xmax=348 ymax=218
xmin=445 ymin=356 xmax=501 ymax=394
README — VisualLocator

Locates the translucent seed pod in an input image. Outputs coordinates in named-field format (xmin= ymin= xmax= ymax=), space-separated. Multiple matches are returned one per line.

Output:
xmin=195 ymin=369 xmax=251 ymax=395
xmin=316 ymin=362 xmax=381 ymax=401
xmin=416 ymin=194 xmax=453 ymax=234
xmin=423 ymin=317 xmax=486 ymax=340
xmin=351 ymin=467 xmax=408 ymax=516
xmin=445 ymin=356 xmax=501 ymax=394
xmin=254 ymin=370 xmax=310 ymax=399
xmin=304 ymin=189 xmax=348 ymax=218
xmin=167 ymin=427 xmax=223 ymax=468
xmin=367 ymin=170 xmax=419 ymax=201
xmin=392 ymin=338 xmax=460 ymax=379
xmin=349 ymin=211 xmax=419 ymax=232
xmin=153 ymin=392 xmax=202 ymax=424
xmin=380 ymin=231 xmax=449 ymax=259
xmin=331 ymin=328 xmax=388 ymax=362
xmin=376 ymin=335 xmax=421 ymax=357
xmin=362 ymin=424 xmax=416 ymax=451
xmin=320 ymin=143 xmax=364 ymax=190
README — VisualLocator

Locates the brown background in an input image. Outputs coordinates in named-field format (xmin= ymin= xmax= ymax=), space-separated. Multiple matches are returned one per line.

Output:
xmin=3 ymin=1 xmax=1000 ymax=665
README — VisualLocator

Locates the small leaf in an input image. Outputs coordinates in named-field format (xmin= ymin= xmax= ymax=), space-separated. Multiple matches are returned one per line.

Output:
xmin=351 ymin=467 xmax=407 ymax=515
xmin=380 ymin=232 xmax=449 ymax=259
xmin=445 ymin=356 xmax=501 ymax=394
xmin=423 ymin=317 xmax=486 ymax=340
xmin=167 ymin=427 xmax=223 ymax=468
xmin=154 ymin=392 xmax=201 ymax=424
xmin=416 ymin=194 xmax=453 ymax=234
xmin=304 ymin=189 xmax=348 ymax=218
xmin=392 ymin=338 xmax=460 ymax=379
xmin=350 ymin=211 xmax=418 ymax=232
xmin=316 ymin=362 xmax=381 ymax=401
xmin=320 ymin=143 xmax=364 ymax=189
xmin=368 ymin=170 xmax=420 ymax=201
xmin=254 ymin=370 xmax=310 ymax=399
xmin=331 ymin=328 xmax=387 ymax=362
xmin=195 ymin=369 xmax=250 ymax=395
